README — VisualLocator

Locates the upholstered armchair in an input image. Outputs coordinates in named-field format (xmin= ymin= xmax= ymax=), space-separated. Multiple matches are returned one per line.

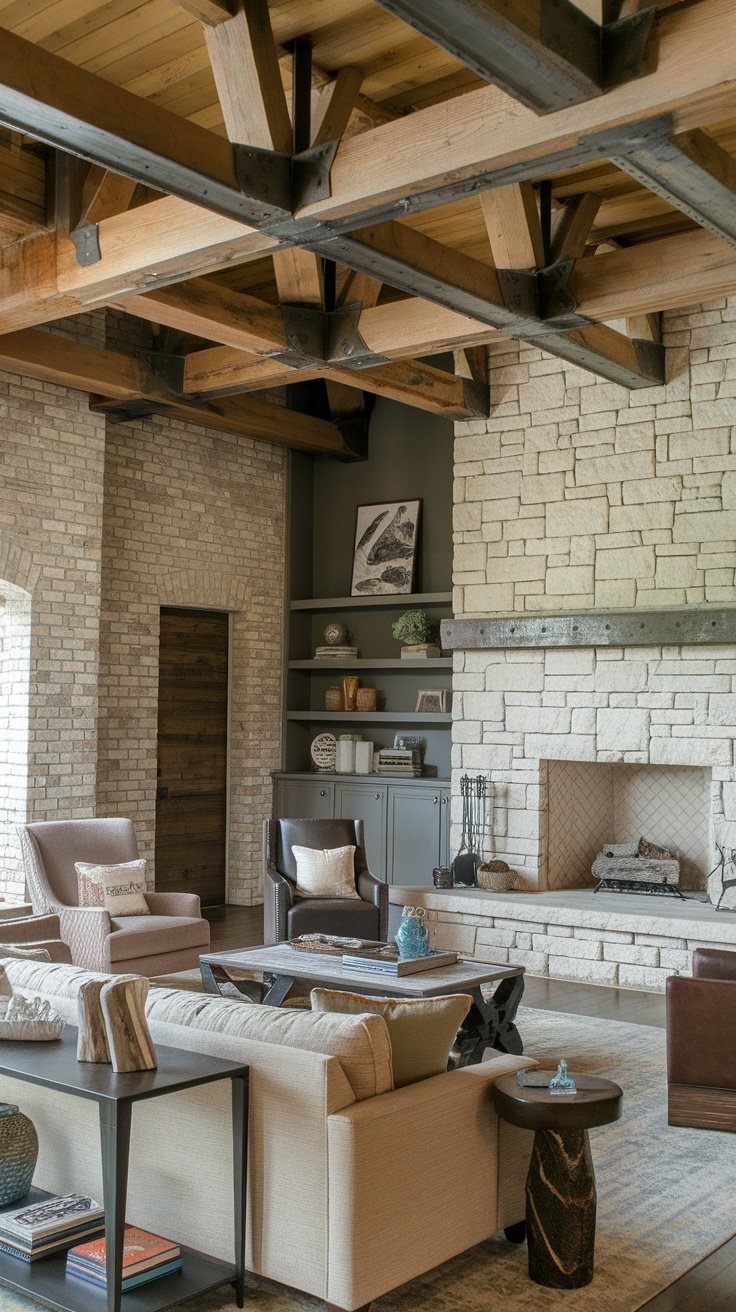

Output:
xmin=667 ymin=947 xmax=736 ymax=1131
xmin=263 ymin=818 xmax=388 ymax=945
xmin=19 ymin=818 xmax=210 ymax=976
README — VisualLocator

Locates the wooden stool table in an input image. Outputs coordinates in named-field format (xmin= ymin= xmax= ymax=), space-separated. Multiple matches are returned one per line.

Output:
xmin=492 ymin=1072 xmax=623 ymax=1289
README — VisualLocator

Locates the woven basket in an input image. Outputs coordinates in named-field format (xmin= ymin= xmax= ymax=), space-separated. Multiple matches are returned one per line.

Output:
xmin=324 ymin=686 xmax=342 ymax=711
xmin=476 ymin=864 xmax=517 ymax=893
xmin=355 ymin=686 xmax=377 ymax=711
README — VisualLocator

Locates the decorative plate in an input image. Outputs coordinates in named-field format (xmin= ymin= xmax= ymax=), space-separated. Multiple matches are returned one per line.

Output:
xmin=310 ymin=732 xmax=337 ymax=772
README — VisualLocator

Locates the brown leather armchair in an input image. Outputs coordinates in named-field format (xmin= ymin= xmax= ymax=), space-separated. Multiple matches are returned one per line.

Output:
xmin=263 ymin=818 xmax=388 ymax=945
xmin=666 ymin=947 xmax=736 ymax=1131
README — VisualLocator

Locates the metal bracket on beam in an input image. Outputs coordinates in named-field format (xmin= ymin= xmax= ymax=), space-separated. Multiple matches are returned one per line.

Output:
xmin=91 ymin=397 xmax=174 ymax=423
xmin=69 ymin=222 xmax=101 ymax=267
xmin=233 ymin=145 xmax=293 ymax=222
xmin=279 ymin=305 xmax=326 ymax=366
xmin=601 ymin=8 xmax=657 ymax=91
xmin=537 ymin=259 xmax=591 ymax=331
xmin=326 ymin=303 xmax=392 ymax=369
xmin=292 ymin=139 xmax=340 ymax=211
xmin=136 ymin=349 xmax=187 ymax=397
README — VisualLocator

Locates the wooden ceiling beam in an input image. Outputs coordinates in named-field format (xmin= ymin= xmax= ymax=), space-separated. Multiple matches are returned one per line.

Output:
xmin=311 ymin=68 xmax=365 ymax=149
xmin=551 ymin=193 xmax=602 ymax=261
xmin=204 ymin=0 xmax=292 ymax=153
xmin=117 ymin=279 xmax=289 ymax=357
xmin=172 ymin=0 xmax=234 ymax=27
xmin=480 ymin=183 xmax=546 ymax=270
xmin=0 ymin=327 xmax=347 ymax=455
xmin=371 ymin=0 xmax=655 ymax=113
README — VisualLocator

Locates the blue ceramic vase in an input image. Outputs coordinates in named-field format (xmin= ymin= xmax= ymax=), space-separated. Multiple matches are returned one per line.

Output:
xmin=395 ymin=907 xmax=430 ymax=959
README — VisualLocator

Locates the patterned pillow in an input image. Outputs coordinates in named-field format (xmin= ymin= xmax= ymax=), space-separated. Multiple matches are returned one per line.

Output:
xmin=291 ymin=845 xmax=360 ymax=899
xmin=75 ymin=860 xmax=148 ymax=914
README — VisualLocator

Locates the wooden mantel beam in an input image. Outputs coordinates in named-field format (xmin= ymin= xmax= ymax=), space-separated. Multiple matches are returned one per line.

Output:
xmin=371 ymin=0 xmax=655 ymax=114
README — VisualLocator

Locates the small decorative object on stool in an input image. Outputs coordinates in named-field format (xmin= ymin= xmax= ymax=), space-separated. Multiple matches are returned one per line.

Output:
xmin=395 ymin=906 xmax=430 ymax=959
xmin=0 ymin=1104 xmax=38 ymax=1206
xmin=549 ymin=1059 xmax=577 ymax=1096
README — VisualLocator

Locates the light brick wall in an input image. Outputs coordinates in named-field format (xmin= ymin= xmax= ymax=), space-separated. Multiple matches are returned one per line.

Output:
xmin=452 ymin=299 xmax=736 ymax=897
xmin=96 ymin=409 xmax=287 ymax=904
xmin=454 ymin=300 xmax=736 ymax=616
xmin=0 ymin=584 xmax=31 ymax=898
xmin=0 ymin=335 xmax=106 ymax=903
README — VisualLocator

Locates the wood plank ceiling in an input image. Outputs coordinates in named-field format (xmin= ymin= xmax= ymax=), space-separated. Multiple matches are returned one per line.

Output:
xmin=0 ymin=0 xmax=734 ymax=453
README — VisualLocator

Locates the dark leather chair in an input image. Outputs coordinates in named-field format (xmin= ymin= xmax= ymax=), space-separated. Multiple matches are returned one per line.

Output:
xmin=263 ymin=818 xmax=388 ymax=945
xmin=667 ymin=947 xmax=736 ymax=1131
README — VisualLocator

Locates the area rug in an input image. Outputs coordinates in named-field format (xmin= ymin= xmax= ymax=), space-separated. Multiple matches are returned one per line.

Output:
xmin=4 ymin=1007 xmax=735 ymax=1312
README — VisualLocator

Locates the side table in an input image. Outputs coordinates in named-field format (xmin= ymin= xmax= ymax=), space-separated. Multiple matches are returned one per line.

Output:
xmin=492 ymin=1071 xmax=623 ymax=1288
xmin=0 ymin=1026 xmax=248 ymax=1312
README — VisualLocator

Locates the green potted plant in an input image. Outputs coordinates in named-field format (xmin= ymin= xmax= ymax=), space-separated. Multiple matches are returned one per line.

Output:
xmin=391 ymin=609 xmax=441 ymax=659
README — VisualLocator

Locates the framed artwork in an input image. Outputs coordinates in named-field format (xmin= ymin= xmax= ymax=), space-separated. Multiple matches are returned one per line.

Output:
xmin=350 ymin=500 xmax=421 ymax=597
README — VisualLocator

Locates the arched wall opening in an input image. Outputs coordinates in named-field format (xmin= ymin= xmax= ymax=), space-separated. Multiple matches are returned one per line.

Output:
xmin=0 ymin=580 xmax=31 ymax=901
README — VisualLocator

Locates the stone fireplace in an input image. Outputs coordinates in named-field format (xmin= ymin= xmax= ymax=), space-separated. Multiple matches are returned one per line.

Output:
xmin=447 ymin=637 xmax=733 ymax=893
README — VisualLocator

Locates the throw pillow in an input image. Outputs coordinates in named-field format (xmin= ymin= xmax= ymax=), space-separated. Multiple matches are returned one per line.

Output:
xmin=75 ymin=860 xmax=149 ymax=916
xmin=310 ymin=988 xmax=472 ymax=1087
xmin=291 ymin=844 xmax=360 ymax=899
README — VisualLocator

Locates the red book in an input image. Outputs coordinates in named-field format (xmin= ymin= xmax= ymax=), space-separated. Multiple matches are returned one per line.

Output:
xmin=68 ymin=1227 xmax=180 ymax=1277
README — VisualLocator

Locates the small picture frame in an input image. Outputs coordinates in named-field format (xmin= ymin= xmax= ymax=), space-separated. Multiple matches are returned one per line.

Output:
xmin=415 ymin=689 xmax=450 ymax=714
xmin=351 ymin=500 xmax=421 ymax=597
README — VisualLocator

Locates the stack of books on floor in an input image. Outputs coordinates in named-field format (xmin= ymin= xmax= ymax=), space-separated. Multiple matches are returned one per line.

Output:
xmin=342 ymin=946 xmax=459 ymax=975
xmin=67 ymin=1226 xmax=182 ymax=1292
xmin=374 ymin=748 xmax=423 ymax=777
xmin=0 ymin=1193 xmax=104 ymax=1262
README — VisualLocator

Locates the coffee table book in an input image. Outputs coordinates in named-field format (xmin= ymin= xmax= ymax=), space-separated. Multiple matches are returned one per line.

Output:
xmin=341 ymin=947 xmax=459 ymax=975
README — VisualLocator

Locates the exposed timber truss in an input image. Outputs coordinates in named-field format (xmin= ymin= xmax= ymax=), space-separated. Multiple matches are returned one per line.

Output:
xmin=0 ymin=0 xmax=734 ymax=453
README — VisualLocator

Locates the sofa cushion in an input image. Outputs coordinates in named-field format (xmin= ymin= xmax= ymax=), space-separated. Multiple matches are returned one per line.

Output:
xmin=106 ymin=915 xmax=209 ymax=962
xmin=310 ymin=988 xmax=473 ymax=1087
xmin=1 ymin=961 xmax=394 ymax=1102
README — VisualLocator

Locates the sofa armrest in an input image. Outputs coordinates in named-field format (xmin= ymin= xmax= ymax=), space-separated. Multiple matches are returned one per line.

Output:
xmin=325 ymin=1054 xmax=534 ymax=1311
xmin=144 ymin=891 xmax=202 ymax=919
xmin=264 ymin=863 xmax=293 ymax=944
xmin=667 ymin=975 xmax=736 ymax=1088
xmin=58 ymin=907 xmax=111 ymax=971
xmin=0 ymin=914 xmax=62 ymax=943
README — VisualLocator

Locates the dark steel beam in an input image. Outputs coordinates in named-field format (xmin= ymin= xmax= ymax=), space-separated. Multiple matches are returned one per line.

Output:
xmin=442 ymin=609 xmax=736 ymax=651
xmin=585 ymin=115 xmax=736 ymax=249
xmin=313 ymin=229 xmax=665 ymax=388
xmin=371 ymin=0 xmax=656 ymax=113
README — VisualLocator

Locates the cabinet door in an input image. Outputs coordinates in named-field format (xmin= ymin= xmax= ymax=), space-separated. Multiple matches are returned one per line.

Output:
xmin=387 ymin=788 xmax=443 ymax=886
xmin=334 ymin=782 xmax=387 ymax=879
xmin=276 ymin=779 xmax=334 ymax=820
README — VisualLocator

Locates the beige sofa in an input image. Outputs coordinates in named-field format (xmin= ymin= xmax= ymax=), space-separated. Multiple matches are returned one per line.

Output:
xmin=0 ymin=960 xmax=534 ymax=1312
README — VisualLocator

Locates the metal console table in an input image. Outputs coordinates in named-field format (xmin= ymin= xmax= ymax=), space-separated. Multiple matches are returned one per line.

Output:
xmin=0 ymin=1026 xmax=248 ymax=1312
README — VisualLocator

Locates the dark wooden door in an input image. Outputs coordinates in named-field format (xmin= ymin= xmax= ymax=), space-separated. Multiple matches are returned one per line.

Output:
xmin=156 ymin=607 xmax=229 ymax=906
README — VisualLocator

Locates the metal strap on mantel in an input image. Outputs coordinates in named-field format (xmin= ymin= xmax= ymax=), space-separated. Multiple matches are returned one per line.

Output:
xmin=441 ymin=609 xmax=736 ymax=651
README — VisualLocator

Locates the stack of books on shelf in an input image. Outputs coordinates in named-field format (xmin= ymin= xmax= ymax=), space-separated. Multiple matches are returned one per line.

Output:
xmin=342 ymin=946 xmax=459 ymax=976
xmin=313 ymin=645 xmax=358 ymax=659
xmin=0 ymin=1193 xmax=104 ymax=1262
xmin=67 ymin=1226 xmax=182 ymax=1293
xmin=374 ymin=748 xmax=423 ymax=777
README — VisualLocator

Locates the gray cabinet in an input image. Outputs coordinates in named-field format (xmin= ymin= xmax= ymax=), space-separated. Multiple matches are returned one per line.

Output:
xmin=277 ymin=778 xmax=334 ymax=820
xmin=273 ymin=775 xmax=449 ymax=886
xmin=335 ymin=782 xmax=387 ymax=878
xmin=387 ymin=786 xmax=450 ymax=886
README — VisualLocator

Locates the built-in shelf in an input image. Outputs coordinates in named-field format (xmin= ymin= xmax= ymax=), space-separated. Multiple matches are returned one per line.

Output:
xmin=286 ymin=711 xmax=452 ymax=723
xmin=289 ymin=658 xmax=452 ymax=670
xmin=290 ymin=591 xmax=452 ymax=611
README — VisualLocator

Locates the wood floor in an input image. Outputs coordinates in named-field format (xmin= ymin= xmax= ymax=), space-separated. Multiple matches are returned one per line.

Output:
xmin=202 ymin=904 xmax=725 ymax=1309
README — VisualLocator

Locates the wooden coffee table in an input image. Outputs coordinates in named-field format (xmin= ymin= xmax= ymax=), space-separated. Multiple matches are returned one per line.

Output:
xmin=492 ymin=1072 xmax=623 ymax=1288
xmin=200 ymin=943 xmax=525 ymax=1065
